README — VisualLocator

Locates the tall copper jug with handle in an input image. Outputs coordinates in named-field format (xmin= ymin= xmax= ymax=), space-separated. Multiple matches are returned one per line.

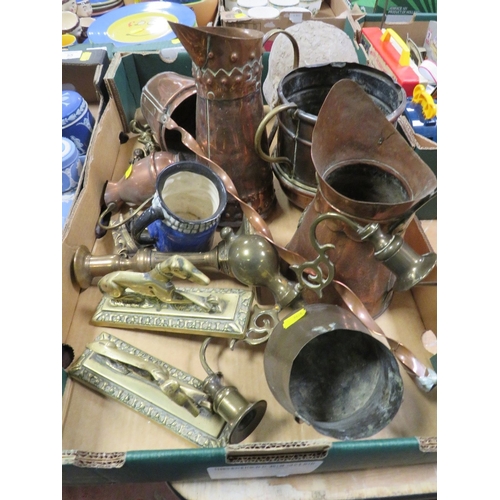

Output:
xmin=287 ymin=79 xmax=437 ymax=318
xmin=168 ymin=22 xmax=277 ymax=227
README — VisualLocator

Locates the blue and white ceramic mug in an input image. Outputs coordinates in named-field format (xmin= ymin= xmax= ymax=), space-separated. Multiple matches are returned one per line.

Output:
xmin=132 ymin=161 xmax=227 ymax=253
xmin=62 ymin=90 xmax=95 ymax=155
xmin=62 ymin=137 xmax=82 ymax=193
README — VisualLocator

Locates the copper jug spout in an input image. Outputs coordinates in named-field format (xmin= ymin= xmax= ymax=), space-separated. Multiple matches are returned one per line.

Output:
xmin=168 ymin=21 xmax=265 ymax=71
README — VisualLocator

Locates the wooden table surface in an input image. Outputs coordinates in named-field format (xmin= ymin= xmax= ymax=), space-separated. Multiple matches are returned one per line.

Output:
xmin=172 ymin=462 xmax=437 ymax=499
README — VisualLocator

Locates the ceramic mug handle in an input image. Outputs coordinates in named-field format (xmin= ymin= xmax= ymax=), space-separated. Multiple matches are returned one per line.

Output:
xmin=131 ymin=204 xmax=163 ymax=245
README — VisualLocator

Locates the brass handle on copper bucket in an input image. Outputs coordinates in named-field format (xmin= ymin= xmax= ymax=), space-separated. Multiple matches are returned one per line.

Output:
xmin=255 ymin=29 xmax=300 ymax=165
xmin=254 ymin=102 xmax=298 ymax=166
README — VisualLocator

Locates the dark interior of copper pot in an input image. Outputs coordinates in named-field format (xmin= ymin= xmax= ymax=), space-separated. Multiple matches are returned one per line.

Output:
xmin=163 ymin=93 xmax=197 ymax=154
xmin=289 ymin=329 xmax=403 ymax=440
xmin=279 ymin=63 xmax=405 ymax=121
xmin=325 ymin=163 xmax=411 ymax=204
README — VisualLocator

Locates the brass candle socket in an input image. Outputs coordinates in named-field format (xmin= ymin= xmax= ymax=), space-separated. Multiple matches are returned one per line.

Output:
xmin=200 ymin=338 xmax=267 ymax=444
xmin=292 ymin=212 xmax=437 ymax=297
xmin=356 ymin=222 xmax=437 ymax=292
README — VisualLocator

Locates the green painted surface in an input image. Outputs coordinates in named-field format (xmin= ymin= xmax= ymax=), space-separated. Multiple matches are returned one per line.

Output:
xmin=62 ymin=438 xmax=435 ymax=485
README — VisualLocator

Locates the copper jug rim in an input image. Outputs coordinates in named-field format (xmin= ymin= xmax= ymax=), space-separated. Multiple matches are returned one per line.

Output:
xmin=319 ymin=158 xmax=415 ymax=207
xmin=169 ymin=21 xmax=264 ymax=40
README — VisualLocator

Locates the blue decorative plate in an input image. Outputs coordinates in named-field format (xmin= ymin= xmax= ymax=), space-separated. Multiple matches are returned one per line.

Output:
xmin=87 ymin=1 xmax=196 ymax=47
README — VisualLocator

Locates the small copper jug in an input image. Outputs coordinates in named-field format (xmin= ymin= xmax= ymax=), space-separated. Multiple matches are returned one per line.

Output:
xmin=286 ymin=80 xmax=437 ymax=318
xmin=168 ymin=22 xmax=276 ymax=227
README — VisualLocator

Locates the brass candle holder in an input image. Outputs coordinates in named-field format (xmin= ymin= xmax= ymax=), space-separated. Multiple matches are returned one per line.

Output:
xmin=69 ymin=332 xmax=266 ymax=447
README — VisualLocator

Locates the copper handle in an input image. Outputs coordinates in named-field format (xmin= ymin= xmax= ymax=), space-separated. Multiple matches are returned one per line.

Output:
xmin=262 ymin=29 xmax=300 ymax=69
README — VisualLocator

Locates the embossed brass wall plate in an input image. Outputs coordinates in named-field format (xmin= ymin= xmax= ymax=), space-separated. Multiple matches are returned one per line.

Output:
xmin=91 ymin=287 xmax=254 ymax=339
xmin=68 ymin=332 xmax=233 ymax=448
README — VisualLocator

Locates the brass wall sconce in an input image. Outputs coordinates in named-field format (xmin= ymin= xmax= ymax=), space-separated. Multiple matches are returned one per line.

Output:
xmin=69 ymin=332 xmax=266 ymax=447
xmin=292 ymin=211 xmax=437 ymax=298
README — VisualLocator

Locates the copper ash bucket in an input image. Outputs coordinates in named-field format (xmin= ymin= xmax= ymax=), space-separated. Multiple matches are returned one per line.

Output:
xmin=141 ymin=71 xmax=197 ymax=155
xmin=286 ymin=79 xmax=437 ymax=318
xmin=255 ymin=62 xmax=406 ymax=209
xmin=264 ymin=304 xmax=404 ymax=440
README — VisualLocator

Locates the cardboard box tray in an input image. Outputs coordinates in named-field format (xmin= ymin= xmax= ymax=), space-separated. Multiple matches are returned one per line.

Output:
xmin=219 ymin=0 xmax=363 ymax=34
xmin=62 ymin=51 xmax=437 ymax=485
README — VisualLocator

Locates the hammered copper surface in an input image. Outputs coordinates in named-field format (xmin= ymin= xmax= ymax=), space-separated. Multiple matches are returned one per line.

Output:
xmin=168 ymin=22 xmax=276 ymax=226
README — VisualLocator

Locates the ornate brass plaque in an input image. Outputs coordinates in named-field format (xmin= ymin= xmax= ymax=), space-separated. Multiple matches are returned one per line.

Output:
xmin=91 ymin=287 xmax=254 ymax=339
xmin=68 ymin=332 xmax=233 ymax=448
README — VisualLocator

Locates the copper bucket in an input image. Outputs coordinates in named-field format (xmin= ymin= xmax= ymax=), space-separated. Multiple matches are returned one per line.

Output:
xmin=264 ymin=303 xmax=404 ymax=440
xmin=255 ymin=62 xmax=406 ymax=209
xmin=286 ymin=79 xmax=437 ymax=318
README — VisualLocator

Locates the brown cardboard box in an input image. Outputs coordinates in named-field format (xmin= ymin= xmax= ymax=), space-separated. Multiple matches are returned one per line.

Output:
xmin=220 ymin=0 xmax=363 ymax=33
xmin=62 ymin=51 xmax=437 ymax=485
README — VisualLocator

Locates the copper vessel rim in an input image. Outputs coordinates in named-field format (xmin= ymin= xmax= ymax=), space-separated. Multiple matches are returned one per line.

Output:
xmin=318 ymin=158 xmax=415 ymax=207
xmin=276 ymin=63 xmax=407 ymax=125
xmin=170 ymin=22 xmax=264 ymax=40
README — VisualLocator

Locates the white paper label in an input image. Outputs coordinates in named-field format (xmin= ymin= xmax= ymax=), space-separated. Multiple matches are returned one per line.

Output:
xmin=207 ymin=460 xmax=323 ymax=479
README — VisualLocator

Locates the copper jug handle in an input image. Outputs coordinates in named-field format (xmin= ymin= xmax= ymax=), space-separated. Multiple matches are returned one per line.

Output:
xmin=262 ymin=29 xmax=300 ymax=69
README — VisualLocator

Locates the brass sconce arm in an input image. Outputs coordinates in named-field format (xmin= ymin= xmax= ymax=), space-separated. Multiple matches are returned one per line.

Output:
xmin=291 ymin=212 xmax=437 ymax=296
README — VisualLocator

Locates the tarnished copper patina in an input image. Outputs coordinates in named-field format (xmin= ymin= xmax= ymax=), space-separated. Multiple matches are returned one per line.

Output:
xmin=141 ymin=71 xmax=197 ymax=153
xmin=103 ymin=151 xmax=180 ymax=209
xmin=168 ymin=22 xmax=276 ymax=226
xmin=255 ymin=62 xmax=406 ymax=209
xmin=286 ymin=79 xmax=437 ymax=318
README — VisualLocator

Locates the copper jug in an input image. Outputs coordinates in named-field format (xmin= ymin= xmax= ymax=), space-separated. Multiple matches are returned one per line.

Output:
xmin=286 ymin=80 xmax=437 ymax=318
xmin=168 ymin=22 xmax=276 ymax=227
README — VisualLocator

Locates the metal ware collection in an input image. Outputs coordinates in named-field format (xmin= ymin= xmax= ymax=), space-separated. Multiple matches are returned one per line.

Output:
xmin=67 ymin=21 xmax=437 ymax=447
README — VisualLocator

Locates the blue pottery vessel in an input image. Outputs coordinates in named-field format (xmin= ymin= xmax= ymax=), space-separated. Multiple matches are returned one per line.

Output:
xmin=62 ymin=90 xmax=95 ymax=155
xmin=62 ymin=137 xmax=82 ymax=193
xmin=132 ymin=161 xmax=227 ymax=253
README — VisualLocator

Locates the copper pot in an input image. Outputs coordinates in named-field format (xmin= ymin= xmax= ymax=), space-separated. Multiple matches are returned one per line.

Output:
xmin=264 ymin=303 xmax=404 ymax=440
xmin=103 ymin=151 xmax=180 ymax=209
